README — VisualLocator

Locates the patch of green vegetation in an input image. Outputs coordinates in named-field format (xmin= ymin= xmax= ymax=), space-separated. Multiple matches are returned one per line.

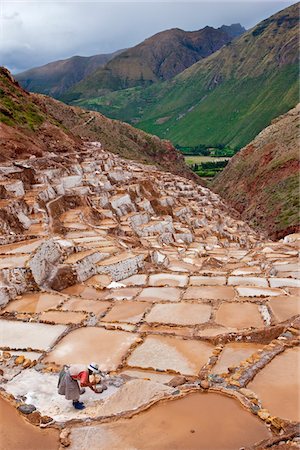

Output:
xmin=189 ymin=159 xmax=229 ymax=178
xmin=176 ymin=143 xmax=237 ymax=157
xmin=0 ymin=112 xmax=14 ymax=126
xmin=60 ymin=92 xmax=82 ymax=103
xmin=264 ymin=175 xmax=299 ymax=229
xmin=195 ymin=170 xmax=217 ymax=177
xmin=0 ymin=92 xmax=44 ymax=130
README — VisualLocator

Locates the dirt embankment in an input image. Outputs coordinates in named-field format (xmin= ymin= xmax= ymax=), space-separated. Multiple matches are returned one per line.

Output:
xmin=0 ymin=67 xmax=197 ymax=182
xmin=212 ymin=105 xmax=300 ymax=239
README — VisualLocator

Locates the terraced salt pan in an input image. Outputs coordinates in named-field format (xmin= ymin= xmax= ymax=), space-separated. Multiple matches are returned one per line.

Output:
xmin=64 ymin=222 xmax=88 ymax=230
xmin=145 ymin=302 xmax=212 ymax=325
xmin=168 ymin=261 xmax=197 ymax=272
xmin=101 ymin=301 xmax=149 ymax=324
xmin=231 ymin=266 xmax=261 ymax=275
xmin=228 ymin=277 xmax=268 ymax=287
xmin=0 ymin=238 xmax=44 ymax=254
xmin=120 ymin=369 xmax=174 ymax=383
xmin=211 ymin=343 xmax=263 ymax=374
xmin=0 ymin=254 xmax=29 ymax=269
xmin=189 ymin=276 xmax=226 ymax=286
xmin=102 ymin=287 xmax=140 ymax=300
xmin=62 ymin=285 xmax=105 ymax=300
xmin=44 ymin=327 xmax=138 ymax=370
xmin=84 ymin=274 xmax=112 ymax=288
xmin=121 ymin=274 xmax=147 ymax=286
xmin=61 ymin=298 xmax=111 ymax=315
xmin=227 ymin=250 xmax=249 ymax=259
xmin=89 ymin=379 xmax=174 ymax=418
xmin=184 ymin=286 xmax=235 ymax=300
xmin=69 ymin=392 xmax=271 ymax=450
xmin=236 ymin=286 xmax=284 ymax=297
xmin=64 ymin=249 xmax=103 ymax=264
xmin=248 ymin=347 xmax=300 ymax=422
xmin=148 ymin=273 xmax=188 ymax=287
xmin=65 ymin=230 xmax=105 ymax=239
xmin=72 ymin=236 xmax=112 ymax=245
xmin=39 ymin=310 xmax=87 ymax=325
xmin=127 ymin=335 xmax=213 ymax=375
xmin=0 ymin=320 xmax=67 ymax=351
xmin=139 ymin=323 xmax=194 ymax=337
xmin=267 ymin=295 xmax=300 ymax=322
xmin=24 ymin=223 xmax=48 ymax=236
xmin=60 ymin=209 xmax=84 ymax=223
xmin=215 ymin=303 xmax=264 ymax=329
xmin=269 ymin=277 xmax=300 ymax=288
xmin=273 ymin=262 xmax=299 ymax=272
xmin=137 ymin=287 xmax=181 ymax=302
xmin=4 ymin=292 xmax=66 ymax=313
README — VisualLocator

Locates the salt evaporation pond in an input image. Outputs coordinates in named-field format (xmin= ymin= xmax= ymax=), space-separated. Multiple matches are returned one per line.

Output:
xmin=69 ymin=392 xmax=271 ymax=450
xmin=145 ymin=302 xmax=212 ymax=325
xmin=248 ymin=346 xmax=300 ymax=421
xmin=0 ymin=396 xmax=59 ymax=450
xmin=127 ymin=335 xmax=213 ymax=375
xmin=0 ymin=320 xmax=67 ymax=351
xmin=44 ymin=326 xmax=138 ymax=370
xmin=212 ymin=343 xmax=263 ymax=374
xmin=5 ymin=292 xmax=66 ymax=314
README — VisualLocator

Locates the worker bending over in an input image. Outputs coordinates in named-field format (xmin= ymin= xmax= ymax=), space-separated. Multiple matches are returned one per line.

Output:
xmin=58 ymin=362 xmax=100 ymax=410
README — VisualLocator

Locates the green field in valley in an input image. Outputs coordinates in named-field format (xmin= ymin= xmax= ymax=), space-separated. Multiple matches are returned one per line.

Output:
xmin=184 ymin=155 xmax=231 ymax=178
xmin=185 ymin=156 xmax=230 ymax=164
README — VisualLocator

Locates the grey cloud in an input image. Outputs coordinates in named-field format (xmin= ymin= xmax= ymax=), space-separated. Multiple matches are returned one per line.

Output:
xmin=0 ymin=1 xmax=297 ymax=73
xmin=3 ymin=11 xmax=20 ymax=20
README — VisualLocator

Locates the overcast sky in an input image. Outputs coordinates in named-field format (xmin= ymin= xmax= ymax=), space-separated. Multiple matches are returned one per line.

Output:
xmin=0 ymin=0 xmax=297 ymax=73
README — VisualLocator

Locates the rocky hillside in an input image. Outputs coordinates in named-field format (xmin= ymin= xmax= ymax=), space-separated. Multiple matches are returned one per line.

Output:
xmin=62 ymin=24 xmax=245 ymax=101
xmin=212 ymin=104 xmax=300 ymax=239
xmin=15 ymin=50 xmax=123 ymax=98
xmin=0 ymin=67 xmax=195 ymax=181
xmin=75 ymin=3 xmax=298 ymax=150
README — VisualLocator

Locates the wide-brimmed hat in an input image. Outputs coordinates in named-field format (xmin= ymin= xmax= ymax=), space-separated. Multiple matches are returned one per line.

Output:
xmin=88 ymin=362 xmax=100 ymax=374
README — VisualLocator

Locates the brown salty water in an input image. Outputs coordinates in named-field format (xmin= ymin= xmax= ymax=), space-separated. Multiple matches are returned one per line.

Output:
xmin=0 ymin=396 xmax=59 ymax=450
xmin=70 ymin=391 xmax=271 ymax=450
xmin=248 ymin=346 xmax=300 ymax=421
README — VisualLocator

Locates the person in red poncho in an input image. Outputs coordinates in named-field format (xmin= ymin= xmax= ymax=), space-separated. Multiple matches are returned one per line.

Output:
xmin=58 ymin=362 xmax=100 ymax=410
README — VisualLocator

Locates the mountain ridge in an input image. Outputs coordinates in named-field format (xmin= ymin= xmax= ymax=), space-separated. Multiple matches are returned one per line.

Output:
xmin=15 ymin=50 xmax=124 ymax=98
xmin=60 ymin=23 xmax=245 ymax=101
xmin=73 ymin=3 xmax=299 ymax=150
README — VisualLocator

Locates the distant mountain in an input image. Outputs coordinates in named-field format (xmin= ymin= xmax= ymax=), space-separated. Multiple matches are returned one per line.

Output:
xmin=219 ymin=23 xmax=246 ymax=38
xmin=15 ymin=50 xmax=123 ymax=98
xmin=212 ymin=105 xmax=300 ymax=239
xmin=74 ymin=3 xmax=298 ymax=151
xmin=0 ymin=67 xmax=195 ymax=181
xmin=62 ymin=24 xmax=245 ymax=101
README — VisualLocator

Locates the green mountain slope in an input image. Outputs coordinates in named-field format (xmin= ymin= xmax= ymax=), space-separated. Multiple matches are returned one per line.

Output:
xmin=62 ymin=24 xmax=245 ymax=101
xmin=74 ymin=3 xmax=299 ymax=150
xmin=15 ymin=50 xmax=123 ymax=98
